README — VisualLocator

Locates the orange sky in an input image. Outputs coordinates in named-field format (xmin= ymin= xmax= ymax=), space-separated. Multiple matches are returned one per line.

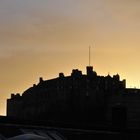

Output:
xmin=0 ymin=0 xmax=140 ymax=115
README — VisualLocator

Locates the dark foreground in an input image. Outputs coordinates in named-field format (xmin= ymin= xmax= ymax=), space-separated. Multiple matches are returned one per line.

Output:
xmin=1 ymin=116 xmax=140 ymax=140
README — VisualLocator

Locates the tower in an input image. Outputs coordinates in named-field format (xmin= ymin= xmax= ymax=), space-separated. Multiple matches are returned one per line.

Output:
xmin=86 ymin=46 xmax=97 ymax=77
xmin=89 ymin=46 xmax=91 ymax=66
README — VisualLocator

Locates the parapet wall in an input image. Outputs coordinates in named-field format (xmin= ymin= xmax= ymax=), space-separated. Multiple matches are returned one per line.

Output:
xmin=7 ymin=67 xmax=130 ymax=126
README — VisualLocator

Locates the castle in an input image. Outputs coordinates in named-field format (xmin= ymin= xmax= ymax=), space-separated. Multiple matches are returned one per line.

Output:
xmin=7 ymin=66 xmax=140 ymax=128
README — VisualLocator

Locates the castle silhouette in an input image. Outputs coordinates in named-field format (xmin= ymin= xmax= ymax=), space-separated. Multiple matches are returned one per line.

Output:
xmin=7 ymin=66 xmax=140 ymax=128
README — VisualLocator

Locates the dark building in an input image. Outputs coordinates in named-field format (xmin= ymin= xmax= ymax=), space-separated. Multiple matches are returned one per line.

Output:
xmin=7 ymin=66 xmax=140 ymax=128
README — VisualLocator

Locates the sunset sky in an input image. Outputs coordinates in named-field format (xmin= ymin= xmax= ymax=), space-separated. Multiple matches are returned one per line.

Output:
xmin=0 ymin=0 xmax=140 ymax=115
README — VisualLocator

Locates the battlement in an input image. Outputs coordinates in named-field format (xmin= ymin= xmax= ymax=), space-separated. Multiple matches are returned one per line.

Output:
xmin=6 ymin=66 xmax=130 ymax=125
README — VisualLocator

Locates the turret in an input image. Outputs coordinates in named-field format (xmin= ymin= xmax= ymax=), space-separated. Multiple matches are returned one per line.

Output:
xmin=86 ymin=66 xmax=93 ymax=76
xmin=113 ymin=74 xmax=120 ymax=81
xmin=71 ymin=69 xmax=82 ymax=77
xmin=86 ymin=66 xmax=97 ymax=77
xmin=39 ymin=77 xmax=44 ymax=83
xmin=59 ymin=72 xmax=65 ymax=78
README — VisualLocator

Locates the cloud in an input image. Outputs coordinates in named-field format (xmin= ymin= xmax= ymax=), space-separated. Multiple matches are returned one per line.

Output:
xmin=0 ymin=0 xmax=140 ymax=115
xmin=106 ymin=0 xmax=140 ymax=19
xmin=0 ymin=0 xmax=140 ymax=57
xmin=0 ymin=0 xmax=95 ymax=57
